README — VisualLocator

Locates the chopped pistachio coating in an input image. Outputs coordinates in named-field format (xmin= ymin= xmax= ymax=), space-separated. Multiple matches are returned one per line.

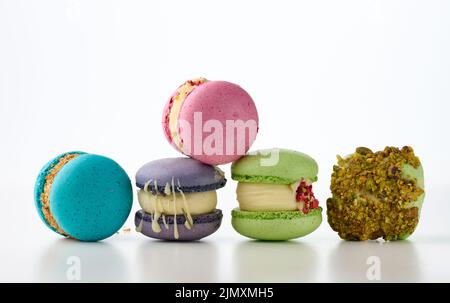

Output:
xmin=327 ymin=146 xmax=424 ymax=241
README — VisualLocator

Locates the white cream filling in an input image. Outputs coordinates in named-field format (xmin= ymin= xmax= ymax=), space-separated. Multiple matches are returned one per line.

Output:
xmin=169 ymin=78 xmax=208 ymax=150
xmin=236 ymin=182 xmax=300 ymax=212
xmin=138 ymin=190 xmax=217 ymax=216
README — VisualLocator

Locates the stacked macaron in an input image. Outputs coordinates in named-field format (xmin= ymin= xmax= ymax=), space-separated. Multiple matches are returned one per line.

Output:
xmin=33 ymin=78 xmax=427 ymax=244
xmin=34 ymin=77 xmax=259 ymax=242
xmin=34 ymin=78 xmax=425 ymax=245
xmin=134 ymin=77 xmax=259 ymax=241
xmin=134 ymin=157 xmax=226 ymax=241
xmin=162 ymin=78 xmax=259 ymax=165
xmin=231 ymin=148 xmax=322 ymax=240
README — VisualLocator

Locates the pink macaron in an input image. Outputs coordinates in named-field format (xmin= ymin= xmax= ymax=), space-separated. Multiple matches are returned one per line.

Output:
xmin=162 ymin=78 xmax=259 ymax=165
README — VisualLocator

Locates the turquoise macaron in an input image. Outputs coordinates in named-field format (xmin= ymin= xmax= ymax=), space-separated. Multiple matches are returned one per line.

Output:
xmin=34 ymin=152 xmax=133 ymax=242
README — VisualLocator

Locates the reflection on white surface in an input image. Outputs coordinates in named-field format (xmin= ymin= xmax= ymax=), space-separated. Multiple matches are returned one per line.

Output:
xmin=137 ymin=240 xmax=219 ymax=282
xmin=9 ymin=233 xmax=450 ymax=282
xmin=327 ymin=240 xmax=422 ymax=282
xmin=36 ymin=238 xmax=128 ymax=282
xmin=232 ymin=241 xmax=318 ymax=282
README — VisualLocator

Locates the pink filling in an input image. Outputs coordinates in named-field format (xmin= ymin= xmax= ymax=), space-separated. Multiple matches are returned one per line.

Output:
xmin=295 ymin=179 xmax=319 ymax=214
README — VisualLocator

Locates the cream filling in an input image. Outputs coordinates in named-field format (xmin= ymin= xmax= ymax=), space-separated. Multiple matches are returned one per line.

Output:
xmin=138 ymin=190 xmax=217 ymax=215
xmin=138 ymin=186 xmax=217 ymax=239
xmin=236 ymin=182 xmax=301 ymax=212
xmin=169 ymin=78 xmax=208 ymax=150
xmin=41 ymin=153 xmax=81 ymax=236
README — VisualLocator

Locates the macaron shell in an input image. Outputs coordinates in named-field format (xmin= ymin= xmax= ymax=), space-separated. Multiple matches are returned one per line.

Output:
xmin=135 ymin=157 xmax=226 ymax=193
xmin=50 ymin=154 xmax=133 ymax=241
xmin=178 ymin=81 xmax=259 ymax=165
xmin=231 ymin=208 xmax=322 ymax=241
xmin=34 ymin=151 xmax=86 ymax=233
xmin=231 ymin=148 xmax=319 ymax=184
xmin=402 ymin=163 xmax=425 ymax=210
xmin=135 ymin=209 xmax=223 ymax=241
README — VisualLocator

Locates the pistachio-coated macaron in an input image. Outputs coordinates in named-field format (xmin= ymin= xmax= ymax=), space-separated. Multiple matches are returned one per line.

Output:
xmin=327 ymin=146 xmax=425 ymax=241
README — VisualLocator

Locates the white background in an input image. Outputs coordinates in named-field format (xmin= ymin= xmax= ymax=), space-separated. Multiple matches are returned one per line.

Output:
xmin=1 ymin=0 xmax=450 ymax=282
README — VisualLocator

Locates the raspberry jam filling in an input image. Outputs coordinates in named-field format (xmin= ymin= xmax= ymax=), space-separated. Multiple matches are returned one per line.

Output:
xmin=295 ymin=179 xmax=319 ymax=214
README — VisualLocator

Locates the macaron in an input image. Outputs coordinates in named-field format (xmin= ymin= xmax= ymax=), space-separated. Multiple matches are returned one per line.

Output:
xmin=34 ymin=152 xmax=133 ymax=242
xmin=135 ymin=157 xmax=226 ymax=241
xmin=162 ymin=78 xmax=259 ymax=165
xmin=231 ymin=148 xmax=322 ymax=241
xmin=327 ymin=146 xmax=425 ymax=241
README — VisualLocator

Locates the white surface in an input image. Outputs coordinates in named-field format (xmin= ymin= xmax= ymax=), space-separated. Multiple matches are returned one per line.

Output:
xmin=1 ymin=0 xmax=450 ymax=282
xmin=1 ymin=186 xmax=450 ymax=283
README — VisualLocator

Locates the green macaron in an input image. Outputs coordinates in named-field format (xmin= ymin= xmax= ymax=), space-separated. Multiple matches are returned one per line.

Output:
xmin=231 ymin=208 xmax=322 ymax=241
xmin=231 ymin=148 xmax=322 ymax=241
xmin=231 ymin=148 xmax=318 ymax=184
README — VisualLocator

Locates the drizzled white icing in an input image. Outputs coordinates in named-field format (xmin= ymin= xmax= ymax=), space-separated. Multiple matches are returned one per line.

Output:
xmin=137 ymin=178 xmax=216 ymax=239
xmin=171 ymin=178 xmax=179 ymax=239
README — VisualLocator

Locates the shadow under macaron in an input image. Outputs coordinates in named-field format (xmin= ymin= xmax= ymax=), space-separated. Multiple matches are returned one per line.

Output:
xmin=136 ymin=240 xmax=220 ymax=282
xmin=35 ymin=238 xmax=128 ymax=282
xmin=232 ymin=240 xmax=318 ymax=282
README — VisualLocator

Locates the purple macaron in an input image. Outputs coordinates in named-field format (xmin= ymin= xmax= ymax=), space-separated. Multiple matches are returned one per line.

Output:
xmin=134 ymin=157 xmax=226 ymax=241
xmin=135 ymin=157 xmax=226 ymax=195
xmin=135 ymin=209 xmax=223 ymax=241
